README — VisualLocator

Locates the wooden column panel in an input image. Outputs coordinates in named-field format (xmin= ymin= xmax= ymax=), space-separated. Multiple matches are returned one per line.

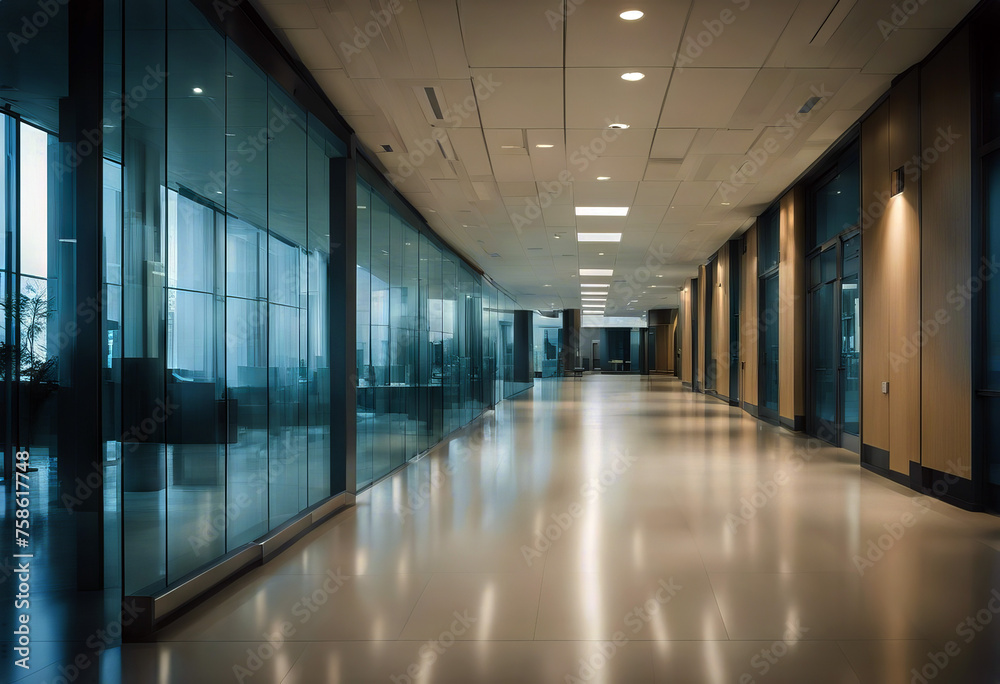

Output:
xmin=861 ymin=102 xmax=891 ymax=455
xmin=779 ymin=187 xmax=806 ymax=428
xmin=887 ymin=70 xmax=922 ymax=474
xmin=920 ymin=27 xmax=972 ymax=479
xmin=741 ymin=223 xmax=759 ymax=409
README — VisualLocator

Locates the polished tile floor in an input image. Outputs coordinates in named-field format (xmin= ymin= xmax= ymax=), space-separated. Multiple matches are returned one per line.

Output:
xmin=16 ymin=376 xmax=1000 ymax=682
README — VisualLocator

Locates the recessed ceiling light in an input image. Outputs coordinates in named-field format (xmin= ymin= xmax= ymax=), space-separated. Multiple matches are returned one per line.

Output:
xmin=582 ymin=298 xmax=607 ymax=302
xmin=621 ymin=72 xmax=645 ymax=81
xmin=580 ymin=269 xmax=614 ymax=276
xmin=500 ymin=145 xmax=522 ymax=149
xmin=192 ymin=87 xmax=203 ymax=94
xmin=535 ymin=144 xmax=554 ymax=148
xmin=578 ymin=233 xmax=622 ymax=242
xmin=597 ymin=176 xmax=611 ymax=181
xmin=554 ymin=234 xmax=561 ymax=239
xmin=657 ymin=275 xmax=663 ymax=278
xmin=576 ymin=207 xmax=629 ymax=217
xmin=721 ymin=202 xmax=731 ymax=206
xmin=598 ymin=252 xmax=605 ymax=256
xmin=581 ymin=283 xmax=609 ymax=288
xmin=619 ymin=10 xmax=644 ymax=20
xmin=544 ymin=284 xmax=551 ymax=287
xmin=608 ymin=122 xmax=630 ymax=130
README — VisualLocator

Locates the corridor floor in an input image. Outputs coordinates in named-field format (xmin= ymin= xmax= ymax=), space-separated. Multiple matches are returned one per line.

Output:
xmin=35 ymin=377 xmax=1000 ymax=682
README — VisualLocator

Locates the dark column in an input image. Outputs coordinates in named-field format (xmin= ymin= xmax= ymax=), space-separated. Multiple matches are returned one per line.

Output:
xmin=560 ymin=308 xmax=581 ymax=375
xmin=330 ymin=151 xmax=357 ymax=496
xmin=513 ymin=310 xmax=533 ymax=384
xmin=640 ymin=329 xmax=649 ymax=375
xmin=60 ymin=0 xmax=105 ymax=591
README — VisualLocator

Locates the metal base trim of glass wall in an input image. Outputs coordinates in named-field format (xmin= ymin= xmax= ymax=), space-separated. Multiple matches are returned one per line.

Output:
xmin=124 ymin=492 xmax=351 ymax=639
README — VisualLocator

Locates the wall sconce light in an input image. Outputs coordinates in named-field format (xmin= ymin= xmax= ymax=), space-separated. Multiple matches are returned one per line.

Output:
xmin=891 ymin=167 xmax=905 ymax=197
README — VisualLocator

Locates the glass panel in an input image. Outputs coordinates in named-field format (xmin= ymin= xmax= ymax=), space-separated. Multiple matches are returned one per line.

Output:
xmin=267 ymin=85 xmax=308 ymax=528
xmin=986 ymin=150 xmax=1000 ymax=393
xmin=307 ymin=119 xmax=331 ymax=505
xmin=758 ymin=208 xmax=779 ymax=274
xmin=370 ymin=192 xmax=390 ymax=480
xmin=813 ymin=154 xmax=860 ymax=248
xmin=810 ymin=278 xmax=837 ymax=433
xmin=760 ymin=274 xmax=779 ymax=412
xmin=356 ymin=183 xmax=372 ymax=488
xmin=123 ymin=0 xmax=168 ymax=593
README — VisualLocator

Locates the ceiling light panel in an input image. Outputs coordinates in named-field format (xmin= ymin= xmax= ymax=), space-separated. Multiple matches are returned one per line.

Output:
xmin=577 ymin=233 xmax=623 ymax=242
xmin=575 ymin=207 xmax=629 ymax=216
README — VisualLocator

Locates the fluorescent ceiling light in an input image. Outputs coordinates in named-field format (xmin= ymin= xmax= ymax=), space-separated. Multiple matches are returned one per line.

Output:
xmin=580 ymin=269 xmax=614 ymax=276
xmin=535 ymin=144 xmax=554 ymax=148
xmin=575 ymin=207 xmax=629 ymax=217
xmin=582 ymin=298 xmax=607 ymax=302
xmin=578 ymin=233 xmax=622 ymax=242
xmin=619 ymin=10 xmax=644 ymax=20
xmin=608 ymin=122 xmax=630 ymax=130
xmin=621 ymin=72 xmax=645 ymax=81
xmin=581 ymin=283 xmax=609 ymax=288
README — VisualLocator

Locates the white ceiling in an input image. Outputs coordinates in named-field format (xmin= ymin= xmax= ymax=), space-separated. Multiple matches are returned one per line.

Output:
xmin=253 ymin=0 xmax=977 ymax=314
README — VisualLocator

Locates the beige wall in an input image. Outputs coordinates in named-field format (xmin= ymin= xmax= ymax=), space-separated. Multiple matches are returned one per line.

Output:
xmin=860 ymin=70 xmax=922 ymax=475
xmin=779 ymin=187 xmax=806 ymax=427
xmin=679 ymin=281 xmax=693 ymax=384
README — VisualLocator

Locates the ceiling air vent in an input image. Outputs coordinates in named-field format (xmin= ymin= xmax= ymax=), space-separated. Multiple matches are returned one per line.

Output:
xmin=380 ymin=144 xmax=393 ymax=152
xmin=415 ymin=86 xmax=448 ymax=123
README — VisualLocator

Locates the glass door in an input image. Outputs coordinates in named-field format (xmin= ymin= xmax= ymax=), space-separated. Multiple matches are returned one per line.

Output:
xmin=808 ymin=247 xmax=838 ymax=442
xmin=840 ymin=236 xmax=861 ymax=451
xmin=806 ymin=234 xmax=861 ymax=451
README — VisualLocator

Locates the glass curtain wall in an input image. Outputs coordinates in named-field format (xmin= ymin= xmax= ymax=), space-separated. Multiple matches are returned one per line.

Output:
xmin=355 ymin=179 xmax=528 ymax=490
xmin=117 ymin=0 xmax=345 ymax=595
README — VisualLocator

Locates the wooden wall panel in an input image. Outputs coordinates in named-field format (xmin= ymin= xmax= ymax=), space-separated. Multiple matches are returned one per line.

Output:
xmin=861 ymin=101 xmax=891 ymax=453
xmin=715 ymin=243 xmax=731 ymax=398
xmin=680 ymin=281 xmax=693 ymax=384
xmin=667 ymin=319 xmax=677 ymax=373
xmin=888 ymin=70 xmax=922 ymax=474
xmin=779 ymin=186 xmax=806 ymax=426
xmin=741 ymin=223 xmax=759 ymax=409
xmin=920 ymin=27 xmax=972 ymax=478
xmin=698 ymin=266 xmax=707 ymax=389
